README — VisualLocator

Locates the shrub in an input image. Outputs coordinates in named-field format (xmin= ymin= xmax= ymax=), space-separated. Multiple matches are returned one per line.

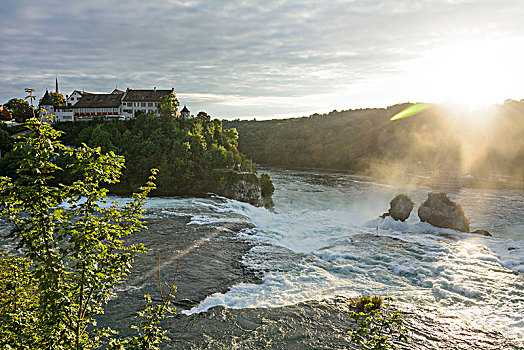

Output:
xmin=355 ymin=295 xmax=383 ymax=312
xmin=260 ymin=173 xmax=274 ymax=198
xmin=0 ymin=252 xmax=40 ymax=348
xmin=348 ymin=296 xmax=409 ymax=350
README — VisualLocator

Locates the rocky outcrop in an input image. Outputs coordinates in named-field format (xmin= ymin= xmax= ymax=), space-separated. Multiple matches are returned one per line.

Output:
xmin=230 ymin=180 xmax=265 ymax=207
xmin=213 ymin=171 xmax=274 ymax=207
xmin=471 ymin=229 xmax=492 ymax=237
xmin=418 ymin=192 xmax=470 ymax=232
xmin=380 ymin=194 xmax=414 ymax=221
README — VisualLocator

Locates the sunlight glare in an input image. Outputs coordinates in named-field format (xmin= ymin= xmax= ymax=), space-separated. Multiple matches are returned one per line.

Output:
xmin=403 ymin=38 xmax=524 ymax=110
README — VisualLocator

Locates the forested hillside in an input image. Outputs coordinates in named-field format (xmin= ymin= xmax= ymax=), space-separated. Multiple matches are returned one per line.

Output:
xmin=224 ymin=101 xmax=524 ymax=184
xmin=54 ymin=112 xmax=255 ymax=196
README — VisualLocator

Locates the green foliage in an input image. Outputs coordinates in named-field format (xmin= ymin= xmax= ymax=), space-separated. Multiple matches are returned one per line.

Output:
xmin=0 ymin=148 xmax=29 ymax=179
xmin=219 ymin=175 xmax=228 ymax=188
xmin=0 ymin=118 xmax=173 ymax=349
xmin=195 ymin=111 xmax=211 ymax=123
xmin=0 ymin=127 xmax=11 ymax=154
xmin=4 ymin=98 xmax=34 ymax=123
xmin=50 ymin=92 xmax=66 ymax=106
xmin=260 ymin=173 xmax=274 ymax=198
xmin=158 ymin=93 xmax=180 ymax=119
xmin=0 ymin=252 xmax=40 ymax=349
xmin=24 ymin=88 xmax=37 ymax=107
xmin=51 ymin=112 xmax=271 ymax=199
xmin=355 ymin=296 xmax=383 ymax=312
xmin=348 ymin=297 xmax=409 ymax=350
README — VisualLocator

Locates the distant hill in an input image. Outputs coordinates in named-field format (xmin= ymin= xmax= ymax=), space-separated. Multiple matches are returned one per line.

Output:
xmin=223 ymin=101 xmax=524 ymax=186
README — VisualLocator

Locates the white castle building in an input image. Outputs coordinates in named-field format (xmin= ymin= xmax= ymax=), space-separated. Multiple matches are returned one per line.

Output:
xmin=39 ymin=81 xmax=191 ymax=122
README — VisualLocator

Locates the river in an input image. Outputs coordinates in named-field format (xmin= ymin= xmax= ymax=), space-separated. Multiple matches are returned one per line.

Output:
xmin=110 ymin=167 xmax=523 ymax=348
xmin=2 ymin=167 xmax=523 ymax=348
xmin=190 ymin=169 xmax=523 ymax=318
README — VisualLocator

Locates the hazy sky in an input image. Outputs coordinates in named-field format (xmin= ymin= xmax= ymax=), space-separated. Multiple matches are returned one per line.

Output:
xmin=1 ymin=0 xmax=524 ymax=119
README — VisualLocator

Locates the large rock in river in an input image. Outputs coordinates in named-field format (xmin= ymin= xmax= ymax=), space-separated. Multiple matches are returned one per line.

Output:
xmin=381 ymin=194 xmax=414 ymax=221
xmin=213 ymin=171 xmax=274 ymax=207
xmin=230 ymin=180 xmax=265 ymax=207
xmin=418 ymin=192 xmax=470 ymax=232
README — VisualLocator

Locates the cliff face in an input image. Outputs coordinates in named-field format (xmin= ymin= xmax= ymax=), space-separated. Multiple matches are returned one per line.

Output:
xmin=230 ymin=180 xmax=265 ymax=207
xmin=213 ymin=171 xmax=274 ymax=208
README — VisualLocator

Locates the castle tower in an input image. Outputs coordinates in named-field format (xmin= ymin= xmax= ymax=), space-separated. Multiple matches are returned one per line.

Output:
xmin=181 ymin=105 xmax=190 ymax=119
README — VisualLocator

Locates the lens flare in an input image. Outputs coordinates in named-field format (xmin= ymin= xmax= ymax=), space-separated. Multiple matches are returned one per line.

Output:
xmin=390 ymin=103 xmax=434 ymax=121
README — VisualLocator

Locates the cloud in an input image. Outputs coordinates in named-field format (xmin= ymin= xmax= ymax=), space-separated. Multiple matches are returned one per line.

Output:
xmin=1 ymin=0 xmax=524 ymax=118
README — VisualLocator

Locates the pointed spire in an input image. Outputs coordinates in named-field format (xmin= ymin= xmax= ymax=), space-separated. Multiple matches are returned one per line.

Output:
xmin=55 ymin=75 xmax=59 ymax=93
xmin=40 ymin=90 xmax=54 ymax=106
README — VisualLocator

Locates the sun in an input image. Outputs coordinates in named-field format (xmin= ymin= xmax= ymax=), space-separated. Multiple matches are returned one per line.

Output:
xmin=403 ymin=38 xmax=523 ymax=110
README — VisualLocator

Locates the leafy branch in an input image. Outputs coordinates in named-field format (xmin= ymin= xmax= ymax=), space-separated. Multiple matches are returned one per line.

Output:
xmin=348 ymin=296 xmax=410 ymax=350
xmin=0 ymin=116 xmax=174 ymax=349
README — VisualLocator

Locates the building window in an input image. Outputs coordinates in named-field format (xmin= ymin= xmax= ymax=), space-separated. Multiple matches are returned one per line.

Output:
xmin=148 ymin=103 xmax=153 ymax=107
xmin=141 ymin=102 xmax=146 ymax=107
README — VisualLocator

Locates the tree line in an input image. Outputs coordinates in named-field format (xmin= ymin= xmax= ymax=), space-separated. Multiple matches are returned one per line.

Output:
xmin=54 ymin=111 xmax=251 ymax=196
xmin=224 ymin=101 xmax=524 ymax=183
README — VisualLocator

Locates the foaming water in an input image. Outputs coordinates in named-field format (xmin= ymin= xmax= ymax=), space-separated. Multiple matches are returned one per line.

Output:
xmin=183 ymin=168 xmax=524 ymax=341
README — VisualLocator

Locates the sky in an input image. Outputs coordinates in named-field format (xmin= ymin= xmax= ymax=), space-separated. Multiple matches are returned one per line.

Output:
xmin=1 ymin=0 xmax=524 ymax=120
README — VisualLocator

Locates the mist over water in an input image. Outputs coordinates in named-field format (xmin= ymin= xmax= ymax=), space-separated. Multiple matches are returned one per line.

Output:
xmin=180 ymin=168 xmax=523 ymax=341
